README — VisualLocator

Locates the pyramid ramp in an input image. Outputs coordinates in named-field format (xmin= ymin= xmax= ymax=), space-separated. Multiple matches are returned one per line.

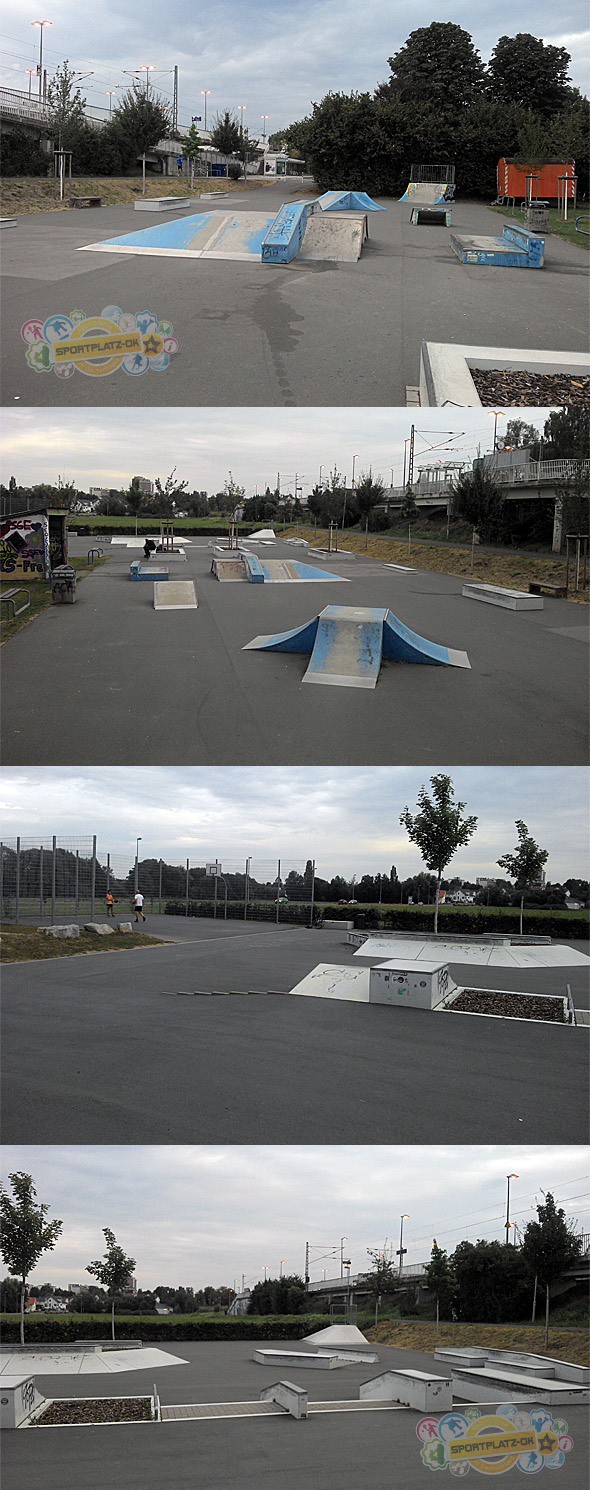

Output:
xmin=317 ymin=191 xmax=385 ymax=213
xmin=303 ymin=605 xmax=386 ymax=687
xmin=289 ymin=964 xmax=371 ymax=1002
xmin=302 ymin=1326 xmax=371 ymax=1349
xmin=382 ymin=610 xmax=470 ymax=668
xmin=154 ymin=580 xmax=197 ymax=609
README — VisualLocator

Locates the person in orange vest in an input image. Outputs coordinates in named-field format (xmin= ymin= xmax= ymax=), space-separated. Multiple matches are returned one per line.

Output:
xmin=106 ymin=890 xmax=115 ymax=917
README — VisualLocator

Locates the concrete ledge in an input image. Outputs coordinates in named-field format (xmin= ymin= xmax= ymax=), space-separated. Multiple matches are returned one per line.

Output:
xmin=360 ymin=1369 xmax=452 ymax=1411
xmin=259 ymin=1380 xmax=308 ymax=1418
xmin=462 ymin=582 xmax=544 ymax=610
xmin=420 ymin=342 xmax=590 ymax=406
xmin=134 ymin=197 xmax=192 ymax=211
xmin=253 ymin=1349 xmax=341 ymax=1370
xmin=1 ymin=217 xmax=17 ymax=227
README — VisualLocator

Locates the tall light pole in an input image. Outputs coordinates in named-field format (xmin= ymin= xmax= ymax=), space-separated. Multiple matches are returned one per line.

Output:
xmin=342 ymin=455 xmax=358 ymax=529
xmin=340 ymin=1237 xmax=348 ymax=1277
xmin=397 ymin=1214 xmax=409 ymax=1274
xmin=238 ymin=104 xmax=246 ymax=136
xmin=25 ymin=68 xmax=36 ymax=98
xmin=106 ymin=90 xmax=116 ymax=117
xmin=318 ymin=464 xmax=324 ymax=489
xmin=201 ymin=89 xmax=211 ymax=131
xmin=31 ymin=21 xmax=51 ymax=103
xmin=140 ymin=64 xmax=155 ymax=96
xmin=134 ymin=837 xmax=142 ymax=894
xmin=261 ymin=114 xmax=268 ymax=143
xmin=489 ymin=410 xmax=504 ymax=456
xmin=262 ymin=1265 xmax=268 ymax=1282
xmin=279 ymin=1260 xmax=285 ymax=1278
xmin=505 ymin=1175 xmax=518 ymax=1244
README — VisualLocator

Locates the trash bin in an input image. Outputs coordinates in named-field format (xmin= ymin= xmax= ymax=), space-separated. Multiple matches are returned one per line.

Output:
xmin=525 ymin=200 xmax=549 ymax=230
xmin=355 ymin=913 xmax=366 ymax=929
xmin=51 ymin=565 xmax=77 ymax=604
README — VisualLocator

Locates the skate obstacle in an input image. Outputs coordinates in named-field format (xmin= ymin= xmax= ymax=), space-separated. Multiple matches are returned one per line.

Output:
xmin=243 ymin=605 xmax=470 ymax=688
xmin=399 ymin=164 xmax=455 ymax=204
xmin=451 ymin=222 xmax=545 ymax=268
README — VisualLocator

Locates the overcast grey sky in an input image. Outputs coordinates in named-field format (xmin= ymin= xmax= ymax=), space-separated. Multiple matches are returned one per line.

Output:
xmin=1 ymin=767 xmax=587 ymax=881
xmin=1 ymin=1145 xmax=587 ymax=1292
xmin=1 ymin=408 xmax=552 ymax=499
xmin=2 ymin=2 xmax=588 ymax=130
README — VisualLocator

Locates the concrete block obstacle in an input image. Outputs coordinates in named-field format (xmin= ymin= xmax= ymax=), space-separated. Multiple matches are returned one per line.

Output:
xmin=243 ymin=604 xmax=470 ymax=688
xmin=410 ymin=206 xmax=452 ymax=226
xmin=435 ymin=1346 xmax=590 ymax=1386
xmin=360 ymin=1370 xmax=452 ymax=1412
xmin=369 ymin=960 xmax=458 ymax=1010
xmin=134 ymin=197 xmax=192 ymax=211
xmin=0 ymin=217 xmax=17 ymax=227
xmin=0 ymin=1375 xmax=46 ymax=1430
xmin=462 ymin=582 xmax=544 ymax=610
xmin=451 ymin=1364 xmax=588 ymax=1405
xmin=153 ymin=580 xmax=197 ymax=610
xmin=130 ymin=560 xmax=169 ymax=581
xmin=253 ymin=1349 xmax=342 ymax=1370
xmin=451 ymin=222 xmax=545 ymax=268
xmin=259 ymin=1381 xmax=308 ymax=1418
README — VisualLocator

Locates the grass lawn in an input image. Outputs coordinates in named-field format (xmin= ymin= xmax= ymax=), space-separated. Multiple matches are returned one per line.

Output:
xmin=0 ymin=924 xmax=171 ymax=962
xmin=0 ymin=175 xmax=268 ymax=217
xmin=366 ymin=1319 xmax=590 ymax=1367
xmin=1 ymin=555 xmax=105 ymax=644
xmin=487 ymin=202 xmax=590 ymax=250
xmin=299 ymin=527 xmax=589 ymax=604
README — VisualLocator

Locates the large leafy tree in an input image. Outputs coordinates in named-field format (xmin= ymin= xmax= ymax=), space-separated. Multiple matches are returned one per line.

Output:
xmin=400 ymin=775 xmax=478 ymax=933
xmin=354 ymin=470 xmax=386 ymax=545
xmin=47 ymin=60 xmax=87 ymax=147
xmin=425 ymin=1240 xmax=456 ymax=1325
xmin=451 ymin=1239 xmax=533 ymax=1323
xmin=210 ymin=110 xmax=241 ymax=166
xmin=497 ymin=821 xmax=549 ymax=934
xmin=488 ymin=34 xmax=573 ymax=116
xmin=87 ymin=1228 xmax=136 ymax=1341
xmin=521 ymin=1193 xmax=582 ymax=1348
xmin=247 ymin=1274 xmax=307 ymax=1315
xmin=450 ymin=465 xmax=508 ymax=545
xmin=0 ymin=1173 xmax=63 ymax=1344
xmin=109 ymin=85 xmax=170 ymax=169
xmin=364 ymin=1249 xmax=400 ymax=1323
xmin=380 ymin=23 xmax=486 ymax=111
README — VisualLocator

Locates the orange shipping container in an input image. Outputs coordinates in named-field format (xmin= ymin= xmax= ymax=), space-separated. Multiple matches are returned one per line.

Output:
xmin=497 ymin=158 xmax=575 ymax=201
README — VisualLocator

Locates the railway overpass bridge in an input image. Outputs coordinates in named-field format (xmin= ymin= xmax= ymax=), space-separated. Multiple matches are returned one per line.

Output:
xmin=386 ymin=458 xmax=589 ymax=551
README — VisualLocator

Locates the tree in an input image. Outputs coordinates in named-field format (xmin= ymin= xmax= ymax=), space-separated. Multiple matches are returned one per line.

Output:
xmin=152 ymin=467 xmax=189 ymax=518
xmin=400 ymin=775 xmax=478 ymax=932
xmin=247 ymin=1274 xmax=307 ymax=1315
xmin=46 ymin=60 xmax=87 ymax=148
xmin=497 ymin=821 xmax=549 ymax=933
xmin=86 ymin=1229 xmax=136 ymax=1341
xmin=425 ymin=1240 xmax=456 ymax=1327
xmin=210 ymin=110 xmax=241 ymax=170
xmin=541 ymin=408 xmax=590 ymax=462
xmin=521 ymin=1192 xmax=582 ymax=1348
xmin=449 ymin=465 xmax=508 ymax=544
xmin=503 ymin=420 xmax=541 ymax=453
xmin=109 ymin=85 xmax=170 ymax=171
xmin=182 ymin=121 xmax=203 ymax=185
xmin=126 ymin=477 xmax=144 ymax=527
xmin=0 ymin=1173 xmax=63 ymax=1344
xmin=380 ymin=23 xmax=486 ymax=112
xmin=488 ymin=35 xmax=573 ymax=117
xmin=399 ymin=484 xmax=419 ymax=521
xmin=364 ymin=1249 xmax=399 ymax=1323
xmin=451 ymin=1239 xmax=533 ymax=1323
xmin=354 ymin=470 xmax=386 ymax=546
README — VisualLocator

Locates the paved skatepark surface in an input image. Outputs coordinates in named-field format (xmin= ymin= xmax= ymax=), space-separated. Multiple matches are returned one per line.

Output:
xmin=2 ymin=919 xmax=588 ymax=1145
xmin=2 ymin=538 xmax=588 ymax=764
xmin=2 ymin=184 xmax=588 ymax=405
xmin=2 ymin=1341 xmax=587 ymax=1490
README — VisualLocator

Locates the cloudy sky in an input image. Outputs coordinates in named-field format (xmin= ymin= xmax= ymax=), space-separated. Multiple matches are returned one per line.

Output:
xmin=1 ymin=1145 xmax=587 ymax=1291
xmin=1 ymin=766 xmax=587 ymax=881
xmin=2 ymin=2 xmax=588 ymax=133
xmin=1 ymin=407 xmax=552 ymax=499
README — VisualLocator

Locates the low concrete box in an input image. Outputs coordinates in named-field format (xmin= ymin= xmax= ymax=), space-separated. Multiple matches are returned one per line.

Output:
xmin=253 ymin=1349 xmax=341 ymax=1370
xmin=1 ymin=1376 xmax=45 ymax=1430
xmin=360 ymin=1370 xmax=452 ymax=1412
xmin=117 ymin=922 xmax=134 ymax=933
xmin=259 ymin=1380 xmax=308 ymax=1419
xmin=323 ymin=919 xmax=354 ymax=931
xmin=369 ymin=960 xmax=457 ymax=1010
xmin=134 ymin=197 xmax=192 ymax=212
xmin=38 ymin=924 xmax=80 ymax=939
xmin=435 ymin=1347 xmax=489 ymax=1369
xmin=83 ymin=922 xmax=116 ymax=936
xmin=462 ymin=582 xmax=544 ymax=611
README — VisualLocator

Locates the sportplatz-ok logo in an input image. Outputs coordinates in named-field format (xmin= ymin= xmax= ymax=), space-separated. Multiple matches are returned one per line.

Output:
xmin=417 ymin=1405 xmax=574 ymax=1476
xmin=21 ymin=308 xmax=178 ymax=378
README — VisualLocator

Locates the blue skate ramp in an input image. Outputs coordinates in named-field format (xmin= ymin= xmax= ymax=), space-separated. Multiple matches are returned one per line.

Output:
xmin=244 ymin=605 xmax=470 ymax=686
xmin=317 ymin=191 xmax=385 ymax=212
xmin=81 ymin=210 xmax=278 ymax=261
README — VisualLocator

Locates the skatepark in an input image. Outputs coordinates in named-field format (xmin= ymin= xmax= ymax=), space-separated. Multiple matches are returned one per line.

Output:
xmin=2 ymin=181 xmax=588 ymax=406
xmin=2 ymin=915 xmax=588 ymax=1145
xmin=2 ymin=1336 xmax=588 ymax=1490
xmin=1 ymin=533 xmax=588 ymax=765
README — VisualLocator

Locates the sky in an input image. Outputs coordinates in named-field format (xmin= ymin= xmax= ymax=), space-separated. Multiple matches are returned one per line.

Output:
xmin=2 ymin=1 xmax=588 ymax=133
xmin=1 ymin=766 xmax=588 ymax=881
xmin=1 ymin=407 xmax=553 ymax=499
xmin=1 ymin=1145 xmax=587 ymax=1291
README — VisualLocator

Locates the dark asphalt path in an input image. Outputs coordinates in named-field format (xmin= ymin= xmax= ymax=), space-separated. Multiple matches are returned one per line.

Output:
xmin=2 ymin=1342 xmax=588 ymax=1490
xmin=2 ymin=540 xmax=588 ymax=764
xmin=2 ymin=921 xmax=588 ymax=1145
xmin=2 ymin=187 xmax=588 ymax=406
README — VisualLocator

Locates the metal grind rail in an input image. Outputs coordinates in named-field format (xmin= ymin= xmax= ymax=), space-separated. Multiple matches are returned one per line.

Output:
xmin=160 ymin=1400 xmax=404 ymax=1421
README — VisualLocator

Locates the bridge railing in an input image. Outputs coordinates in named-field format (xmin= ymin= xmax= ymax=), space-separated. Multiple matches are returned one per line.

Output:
xmin=494 ymin=459 xmax=590 ymax=486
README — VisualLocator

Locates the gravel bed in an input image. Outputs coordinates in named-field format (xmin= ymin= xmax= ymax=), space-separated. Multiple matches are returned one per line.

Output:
xmin=34 ymin=1397 xmax=152 ymax=1425
xmin=451 ymin=990 xmax=565 ymax=1021
xmin=470 ymin=371 xmax=590 ymax=406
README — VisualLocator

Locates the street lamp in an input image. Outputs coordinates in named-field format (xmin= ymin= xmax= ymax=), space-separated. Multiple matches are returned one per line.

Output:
xmin=262 ymin=1265 xmax=268 ymax=1282
xmin=340 ymin=1237 xmax=348 ymax=1277
xmin=106 ymin=90 xmax=116 ymax=117
xmin=318 ymin=464 xmax=324 ymax=489
xmin=505 ymin=1175 xmax=518 ymax=1244
xmin=25 ymin=68 xmax=36 ymax=98
xmin=31 ymin=21 xmax=51 ymax=103
xmin=140 ymin=64 xmax=155 ymax=95
xmin=279 ymin=1260 xmax=285 ymax=1278
xmin=397 ymin=1214 xmax=409 ymax=1274
xmin=238 ymin=104 xmax=246 ymax=138
xmin=134 ymin=837 xmax=142 ymax=894
xmin=489 ymin=410 xmax=505 ymax=455
xmin=201 ymin=89 xmax=211 ymax=131
xmin=261 ymin=114 xmax=268 ymax=143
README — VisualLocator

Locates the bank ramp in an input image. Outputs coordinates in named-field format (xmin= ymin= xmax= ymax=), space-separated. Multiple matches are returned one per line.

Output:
xmin=244 ymin=605 xmax=470 ymax=687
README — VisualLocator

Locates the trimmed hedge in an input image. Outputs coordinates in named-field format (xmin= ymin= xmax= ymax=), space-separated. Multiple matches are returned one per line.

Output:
xmin=69 ymin=521 xmax=264 ymax=538
xmin=164 ymin=901 xmax=588 ymax=940
xmin=0 ymin=1313 xmax=327 ymax=1345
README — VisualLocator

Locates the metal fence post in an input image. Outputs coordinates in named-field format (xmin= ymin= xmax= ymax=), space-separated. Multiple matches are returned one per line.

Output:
xmin=75 ymin=851 xmax=79 ymax=918
xmin=91 ymin=835 xmax=96 ymax=921
xmin=185 ymin=859 xmax=189 ymax=917
xmin=39 ymin=845 xmax=44 ymax=923
xmin=158 ymin=859 xmax=162 ymax=916
xmin=0 ymin=843 xmax=4 ymax=923
xmin=16 ymin=837 xmax=21 ymax=926
xmin=276 ymin=859 xmax=281 ymax=923
xmin=309 ymin=860 xmax=316 ymax=928
xmin=51 ymin=836 xmax=56 ymax=924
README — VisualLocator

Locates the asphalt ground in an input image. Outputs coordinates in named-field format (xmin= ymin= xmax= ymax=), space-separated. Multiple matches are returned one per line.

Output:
xmin=2 ymin=918 xmax=588 ymax=1145
xmin=2 ymin=1341 xmax=587 ymax=1490
xmin=2 ymin=538 xmax=588 ymax=765
xmin=2 ymin=186 xmax=588 ymax=406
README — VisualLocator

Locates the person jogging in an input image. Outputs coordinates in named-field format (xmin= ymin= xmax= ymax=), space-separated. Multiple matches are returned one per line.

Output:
xmin=133 ymin=891 xmax=146 ymax=923
xmin=106 ymin=891 xmax=115 ymax=917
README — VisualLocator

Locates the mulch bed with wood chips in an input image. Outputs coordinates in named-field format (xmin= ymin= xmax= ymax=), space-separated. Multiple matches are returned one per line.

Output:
xmin=34 ymin=1397 xmax=152 ymax=1425
xmin=451 ymin=990 xmax=565 ymax=1021
xmin=470 ymin=371 xmax=590 ymax=405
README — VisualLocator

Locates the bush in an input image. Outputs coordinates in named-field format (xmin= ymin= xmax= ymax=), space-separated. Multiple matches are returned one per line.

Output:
xmin=227 ymin=161 xmax=242 ymax=180
xmin=1 ymin=127 xmax=49 ymax=177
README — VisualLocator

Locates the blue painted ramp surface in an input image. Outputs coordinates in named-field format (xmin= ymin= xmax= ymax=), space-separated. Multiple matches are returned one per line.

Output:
xmin=304 ymin=606 xmax=387 ymax=689
xmin=317 ymin=191 xmax=385 ymax=212
xmin=82 ymin=210 xmax=277 ymax=260
xmin=382 ymin=612 xmax=470 ymax=668
xmin=261 ymin=201 xmax=315 ymax=264
xmin=243 ymin=615 xmax=320 ymax=654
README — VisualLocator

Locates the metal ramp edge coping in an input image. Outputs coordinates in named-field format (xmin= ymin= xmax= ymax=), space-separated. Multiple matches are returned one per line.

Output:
xmin=243 ymin=604 xmax=470 ymax=683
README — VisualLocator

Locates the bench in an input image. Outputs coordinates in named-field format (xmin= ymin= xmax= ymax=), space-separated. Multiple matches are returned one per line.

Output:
xmin=451 ymin=221 xmax=544 ymax=268
xmin=528 ymin=579 xmax=568 ymax=598
xmin=410 ymin=205 xmax=451 ymax=226
xmin=1 ymin=587 xmax=30 ymax=619
xmin=70 ymin=196 xmax=102 ymax=208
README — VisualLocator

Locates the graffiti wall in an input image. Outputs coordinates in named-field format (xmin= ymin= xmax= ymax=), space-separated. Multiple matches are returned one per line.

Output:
xmin=0 ymin=515 xmax=50 ymax=580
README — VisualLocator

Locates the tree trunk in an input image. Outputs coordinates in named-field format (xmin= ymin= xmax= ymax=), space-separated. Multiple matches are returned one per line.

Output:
xmin=434 ymin=873 xmax=441 ymax=933
xmin=111 ymin=1298 xmax=116 ymax=1342
xmin=435 ymin=1296 xmax=439 ymax=1342
xmin=520 ymin=893 xmax=524 ymax=935
xmin=544 ymin=1282 xmax=550 ymax=1350
xmin=20 ymin=1279 xmax=25 ymax=1346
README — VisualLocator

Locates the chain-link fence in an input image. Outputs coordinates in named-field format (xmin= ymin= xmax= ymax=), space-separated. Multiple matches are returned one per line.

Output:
xmin=1 ymin=837 xmax=98 ymax=923
xmin=163 ymin=857 xmax=318 ymax=926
